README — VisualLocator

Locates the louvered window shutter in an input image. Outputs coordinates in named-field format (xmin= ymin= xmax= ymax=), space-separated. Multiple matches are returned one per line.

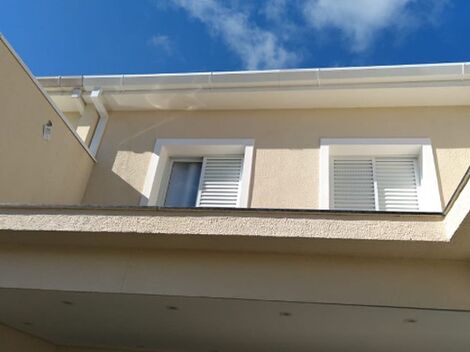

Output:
xmin=332 ymin=159 xmax=376 ymax=210
xmin=196 ymin=156 xmax=244 ymax=207
xmin=375 ymin=157 xmax=419 ymax=211
xmin=332 ymin=156 xmax=420 ymax=211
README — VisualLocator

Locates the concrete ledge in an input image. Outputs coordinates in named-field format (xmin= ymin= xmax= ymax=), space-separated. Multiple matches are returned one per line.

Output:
xmin=0 ymin=206 xmax=444 ymax=242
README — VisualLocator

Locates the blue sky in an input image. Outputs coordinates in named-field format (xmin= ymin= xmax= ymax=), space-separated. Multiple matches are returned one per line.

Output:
xmin=1 ymin=0 xmax=469 ymax=76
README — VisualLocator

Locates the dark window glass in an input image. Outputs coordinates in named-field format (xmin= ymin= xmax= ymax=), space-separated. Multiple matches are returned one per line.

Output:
xmin=164 ymin=161 xmax=202 ymax=207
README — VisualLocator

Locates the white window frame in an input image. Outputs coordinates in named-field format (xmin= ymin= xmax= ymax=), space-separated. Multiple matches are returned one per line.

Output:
xmin=319 ymin=138 xmax=442 ymax=212
xmin=140 ymin=139 xmax=254 ymax=207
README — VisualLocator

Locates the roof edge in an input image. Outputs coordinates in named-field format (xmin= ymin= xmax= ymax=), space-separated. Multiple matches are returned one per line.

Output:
xmin=38 ymin=61 xmax=470 ymax=92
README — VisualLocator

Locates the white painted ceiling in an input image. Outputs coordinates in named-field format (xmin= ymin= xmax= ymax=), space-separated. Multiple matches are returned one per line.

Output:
xmin=2 ymin=288 xmax=470 ymax=352
xmin=49 ymin=83 xmax=470 ymax=112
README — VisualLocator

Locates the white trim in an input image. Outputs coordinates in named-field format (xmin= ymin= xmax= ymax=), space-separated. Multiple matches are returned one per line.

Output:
xmin=371 ymin=158 xmax=379 ymax=210
xmin=419 ymin=143 xmax=442 ymax=212
xmin=321 ymin=138 xmax=433 ymax=146
xmin=195 ymin=157 xmax=208 ymax=207
xmin=140 ymin=139 xmax=255 ymax=207
xmin=319 ymin=144 xmax=330 ymax=209
xmin=239 ymin=144 xmax=254 ymax=207
xmin=319 ymin=138 xmax=442 ymax=212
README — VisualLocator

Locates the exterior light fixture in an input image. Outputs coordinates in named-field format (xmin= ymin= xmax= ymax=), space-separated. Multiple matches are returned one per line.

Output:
xmin=42 ymin=120 xmax=52 ymax=140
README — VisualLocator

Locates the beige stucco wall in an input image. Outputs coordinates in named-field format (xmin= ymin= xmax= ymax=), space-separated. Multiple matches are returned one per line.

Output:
xmin=75 ymin=105 xmax=99 ymax=146
xmin=82 ymin=107 xmax=470 ymax=208
xmin=0 ymin=324 xmax=56 ymax=352
xmin=63 ymin=107 xmax=100 ymax=147
xmin=63 ymin=112 xmax=81 ymax=130
xmin=1 ymin=244 xmax=470 ymax=311
xmin=0 ymin=39 xmax=94 ymax=204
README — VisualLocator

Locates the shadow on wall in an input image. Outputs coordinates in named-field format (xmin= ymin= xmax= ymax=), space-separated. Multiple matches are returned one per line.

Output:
xmin=81 ymin=155 xmax=144 ymax=206
xmin=80 ymin=106 xmax=470 ymax=208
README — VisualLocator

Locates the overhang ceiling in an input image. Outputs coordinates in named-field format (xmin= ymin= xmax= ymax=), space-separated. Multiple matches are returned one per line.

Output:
xmin=2 ymin=288 xmax=470 ymax=352
xmin=48 ymin=83 xmax=470 ymax=112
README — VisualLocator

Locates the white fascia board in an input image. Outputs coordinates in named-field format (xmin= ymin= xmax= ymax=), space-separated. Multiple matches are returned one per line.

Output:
xmin=210 ymin=69 xmax=320 ymax=88
xmin=318 ymin=63 xmax=465 ymax=85
xmin=123 ymin=72 xmax=211 ymax=90
xmin=211 ymin=70 xmax=281 ymax=88
xmin=59 ymin=76 xmax=83 ymax=88
xmin=279 ymin=68 xmax=320 ymax=86
xmin=83 ymin=75 xmax=123 ymax=91
xmin=38 ymin=76 xmax=61 ymax=87
xmin=464 ymin=63 xmax=470 ymax=80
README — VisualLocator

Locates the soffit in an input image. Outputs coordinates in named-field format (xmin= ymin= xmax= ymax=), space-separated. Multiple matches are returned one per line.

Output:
xmin=48 ymin=83 xmax=470 ymax=111
xmin=39 ymin=62 xmax=470 ymax=111
xmin=2 ymin=288 xmax=470 ymax=352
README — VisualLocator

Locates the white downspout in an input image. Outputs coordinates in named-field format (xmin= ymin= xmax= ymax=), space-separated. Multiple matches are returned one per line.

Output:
xmin=89 ymin=89 xmax=109 ymax=157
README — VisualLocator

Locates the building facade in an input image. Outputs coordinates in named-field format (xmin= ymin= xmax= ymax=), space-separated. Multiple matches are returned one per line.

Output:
xmin=1 ymin=34 xmax=470 ymax=352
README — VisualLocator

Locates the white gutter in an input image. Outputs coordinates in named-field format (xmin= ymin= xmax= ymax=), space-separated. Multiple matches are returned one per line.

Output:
xmin=38 ymin=62 xmax=470 ymax=93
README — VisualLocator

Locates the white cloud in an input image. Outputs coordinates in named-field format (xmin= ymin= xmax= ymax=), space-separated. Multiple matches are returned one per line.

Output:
xmin=170 ymin=0 xmax=299 ymax=70
xmin=148 ymin=35 xmax=173 ymax=54
xmin=302 ymin=0 xmax=447 ymax=52
xmin=262 ymin=0 xmax=288 ymax=22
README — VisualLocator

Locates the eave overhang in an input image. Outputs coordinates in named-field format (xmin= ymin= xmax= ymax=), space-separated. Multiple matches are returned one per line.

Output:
xmin=38 ymin=62 xmax=470 ymax=111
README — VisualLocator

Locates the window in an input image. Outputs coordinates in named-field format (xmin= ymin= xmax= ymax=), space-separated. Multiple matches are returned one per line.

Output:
xmin=332 ymin=157 xmax=419 ymax=211
xmin=197 ymin=156 xmax=244 ymax=207
xmin=141 ymin=139 xmax=254 ymax=208
xmin=164 ymin=160 xmax=202 ymax=207
xmin=320 ymin=139 xmax=442 ymax=212
xmin=162 ymin=156 xmax=244 ymax=207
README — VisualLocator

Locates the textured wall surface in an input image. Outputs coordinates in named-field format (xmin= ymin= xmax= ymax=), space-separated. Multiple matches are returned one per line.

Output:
xmin=82 ymin=107 xmax=470 ymax=208
xmin=0 ymin=207 xmax=444 ymax=242
xmin=1 ymin=245 xmax=470 ymax=310
xmin=0 ymin=39 xmax=94 ymax=204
